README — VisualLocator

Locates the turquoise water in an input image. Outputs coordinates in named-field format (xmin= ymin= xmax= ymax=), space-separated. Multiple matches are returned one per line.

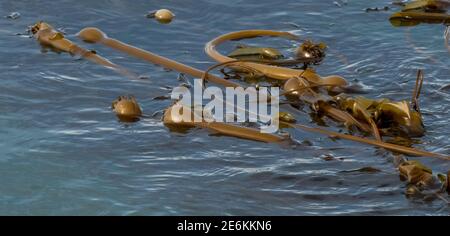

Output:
xmin=0 ymin=0 xmax=449 ymax=215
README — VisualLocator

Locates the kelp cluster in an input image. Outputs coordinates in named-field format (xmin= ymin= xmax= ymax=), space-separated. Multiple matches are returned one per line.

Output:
xmin=206 ymin=30 xmax=426 ymax=141
xmin=29 ymin=12 xmax=450 ymax=199
xmin=390 ymin=0 xmax=450 ymax=26
xmin=399 ymin=160 xmax=450 ymax=199
xmin=203 ymin=29 xmax=450 ymax=196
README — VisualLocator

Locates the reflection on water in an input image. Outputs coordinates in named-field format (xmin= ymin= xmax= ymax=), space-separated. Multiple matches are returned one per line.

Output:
xmin=0 ymin=0 xmax=449 ymax=215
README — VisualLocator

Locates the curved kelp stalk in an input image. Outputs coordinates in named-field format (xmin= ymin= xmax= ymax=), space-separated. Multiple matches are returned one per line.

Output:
xmin=162 ymin=101 xmax=285 ymax=143
xmin=76 ymin=27 xmax=240 ymax=88
xmin=205 ymin=30 xmax=345 ymax=83
xmin=31 ymin=22 xmax=139 ymax=80
xmin=163 ymin=98 xmax=448 ymax=159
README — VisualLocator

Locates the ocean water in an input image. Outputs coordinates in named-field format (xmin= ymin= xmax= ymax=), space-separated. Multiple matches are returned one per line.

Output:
xmin=0 ymin=0 xmax=449 ymax=215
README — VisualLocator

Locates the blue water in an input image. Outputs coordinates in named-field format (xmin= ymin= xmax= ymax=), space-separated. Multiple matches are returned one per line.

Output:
xmin=0 ymin=0 xmax=449 ymax=215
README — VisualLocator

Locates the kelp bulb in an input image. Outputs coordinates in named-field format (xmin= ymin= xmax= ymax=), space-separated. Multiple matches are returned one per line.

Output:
xmin=148 ymin=9 xmax=175 ymax=24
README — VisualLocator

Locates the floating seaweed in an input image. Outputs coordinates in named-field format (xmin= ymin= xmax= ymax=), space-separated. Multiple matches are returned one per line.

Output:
xmin=401 ymin=0 xmax=450 ymax=12
xmin=389 ymin=1 xmax=450 ymax=54
xmin=335 ymin=71 xmax=425 ymax=138
xmin=294 ymin=40 xmax=327 ymax=66
xmin=226 ymin=40 xmax=326 ymax=68
xmin=228 ymin=45 xmax=284 ymax=61
xmin=200 ymin=63 xmax=447 ymax=159
xmin=390 ymin=11 xmax=450 ymax=26
xmin=399 ymin=160 xmax=433 ymax=185
xmin=205 ymin=30 xmax=321 ymax=81
xmin=277 ymin=112 xmax=297 ymax=123
xmin=146 ymin=9 xmax=175 ymax=24
xmin=111 ymin=95 xmax=143 ymax=122
xmin=30 ymin=20 xmax=450 ymax=203
xmin=389 ymin=0 xmax=450 ymax=26
xmin=30 ymin=22 xmax=139 ymax=79
xmin=162 ymin=101 xmax=285 ymax=143
xmin=22 ymin=0 xmax=450 ymax=210
xmin=30 ymin=23 xmax=448 ymax=159
xmin=77 ymin=27 xmax=239 ymax=87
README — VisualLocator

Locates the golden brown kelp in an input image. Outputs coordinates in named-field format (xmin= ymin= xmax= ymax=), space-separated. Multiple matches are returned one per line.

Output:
xmin=227 ymin=40 xmax=326 ymax=66
xmin=333 ymin=72 xmax=425 ymax=138
xmin=199 ymin=62 xmax=448 ymax=158
xmin=294 ymin=40 xmax=327 ymax=65
xmin=66 ymin=26 xmax=446 ymax=159
xmin=30 ymin=22 xmax=138 ymax=79
xmin=205 ymin=30 xmax=339 ymax=82
xmin=76 ymin=27 xmax=240 ymax=88
xmin=281 ymin=121 xmax=449 ymax=160
xmin=390 ymin=0 xmax=450 ymax=26
xmin=162 ymin=96 xmax=447 ymax=159
xmin=336 ymin=97 xmax=425 ymax=137
xmin=390 ymin=12 xmax=450 ymax=26
xmin=72 ymin=27 xmax=360 ymax=146
xmin=282 ymin=70 xmax=426 ymax=138
xmin=146 ymin=9 xmax=175 ymax=24
xmin=228 ymin=45 xmax=284 ymax=61
xmin=201 ymin=44 xmax=443 ymax=158
xmin=282 ymin=76 xmax=374 ymax=135
xmin=277 ymin=74 xmax=377 ymax=139
xmin=398 ymin=160 xmax=450 ymax=201
xmin=411 ymin=69 xmax=424 ymax=113
xmin=162 ymin=102 xmax=285 ymax=143
xmin=111 ymin=95 xmax=143 ymax=122
xmin=401 ymin=0 xmax=450 ymax=13
xmin=202 ymin=60 xmax=378 ymax=139
xmin=399 ymin=160 xmax=434 ymax=185
xmin=389 ymin=1 xmax=450 ymax=55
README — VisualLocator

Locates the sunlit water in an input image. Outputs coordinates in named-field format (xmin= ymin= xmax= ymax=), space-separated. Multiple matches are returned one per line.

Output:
xmin=0 ymin=0 xmax=449 ymax=215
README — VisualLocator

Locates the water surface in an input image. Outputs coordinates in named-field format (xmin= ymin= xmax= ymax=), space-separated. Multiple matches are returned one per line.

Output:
xmin=0 ymin=0 xmax=449 ymax=215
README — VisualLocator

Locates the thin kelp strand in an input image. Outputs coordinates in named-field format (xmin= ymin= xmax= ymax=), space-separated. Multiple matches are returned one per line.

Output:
xmin=282 ymin=121 xmax=450 ymax=160
xmin=205 ymin=30 xmax=326 ymax=81
xmin=411 ymin=69 xmax=424 ymax=112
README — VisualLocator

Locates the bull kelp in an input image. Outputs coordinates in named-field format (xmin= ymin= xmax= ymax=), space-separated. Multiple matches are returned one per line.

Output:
xmin=28 ymin=2 xmax=450 ymax=206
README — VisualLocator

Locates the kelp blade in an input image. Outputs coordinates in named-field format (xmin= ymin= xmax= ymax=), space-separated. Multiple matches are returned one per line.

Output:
xmin=389 ymin=12 xmax=450 ymax=27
